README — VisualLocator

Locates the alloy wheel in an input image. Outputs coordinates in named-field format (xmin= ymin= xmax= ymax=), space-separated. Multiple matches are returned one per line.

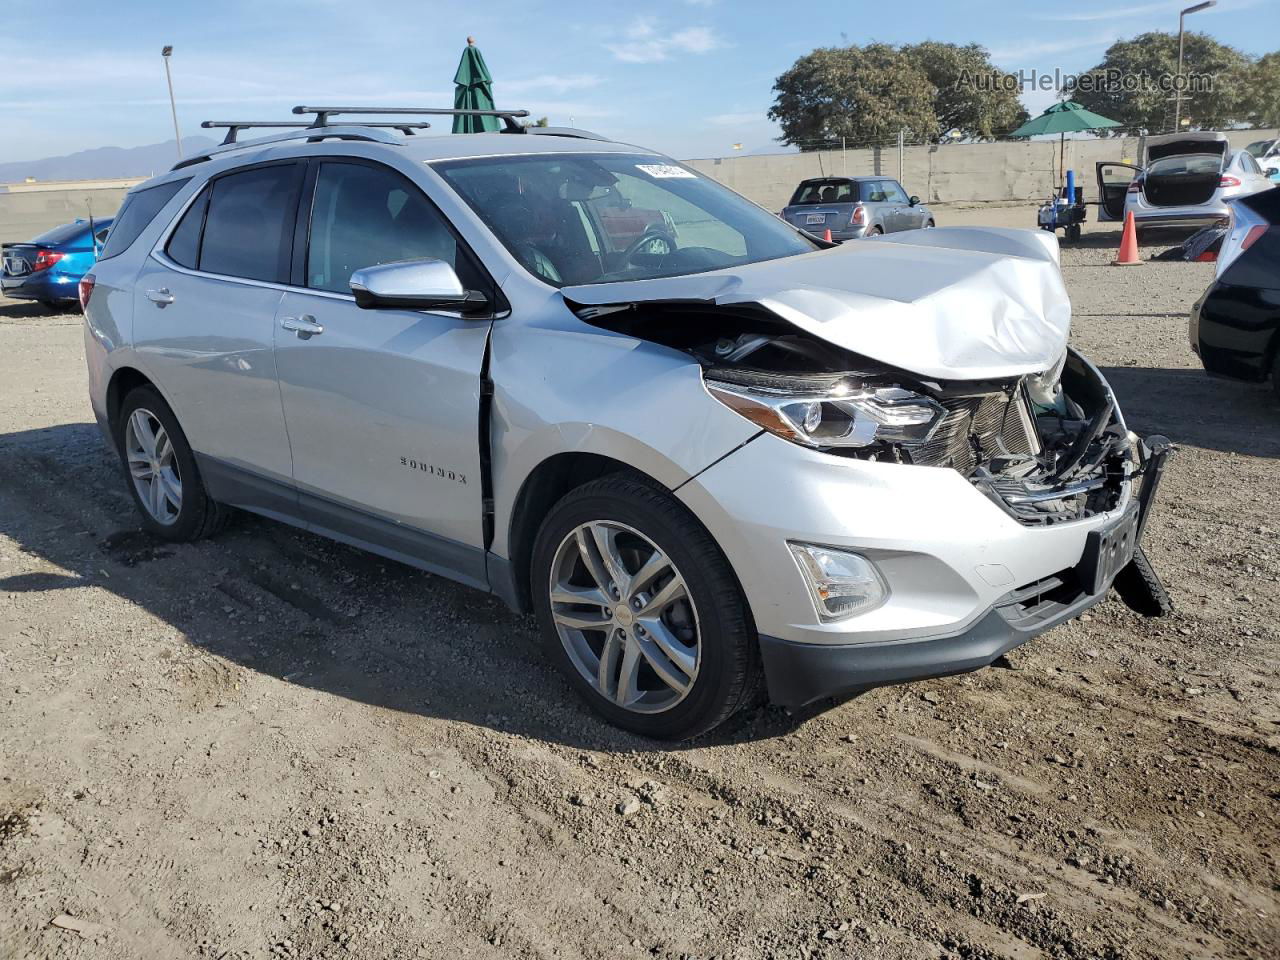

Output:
xmin=124 ymin=408 xmax=182 ymax=525
xmin=548 ymin=520 xmax=700 ymax=714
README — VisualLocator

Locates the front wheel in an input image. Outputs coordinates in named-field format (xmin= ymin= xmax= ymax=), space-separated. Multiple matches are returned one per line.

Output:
xmin=530 ymin=475 xmax=759 ymax=740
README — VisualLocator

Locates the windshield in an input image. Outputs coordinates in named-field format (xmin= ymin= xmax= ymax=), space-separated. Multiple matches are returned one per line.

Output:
xmin=433 ymin=152 xmax=815 ymax=287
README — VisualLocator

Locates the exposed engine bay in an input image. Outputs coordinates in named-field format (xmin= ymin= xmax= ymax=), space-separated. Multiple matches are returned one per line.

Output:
xmin=576 ymin=301 xmax=1135 ymax=526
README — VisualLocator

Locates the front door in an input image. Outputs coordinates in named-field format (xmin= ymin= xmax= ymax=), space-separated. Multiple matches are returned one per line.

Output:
xmin=1096 ymin=162 xmax=1141 ymax=222
xmin=273 ymin=159 xmax=495 ymax=586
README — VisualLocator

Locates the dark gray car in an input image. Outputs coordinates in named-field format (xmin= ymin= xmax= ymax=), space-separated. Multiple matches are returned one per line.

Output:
xmin=781 ymin=176 xmax=935 ymax=240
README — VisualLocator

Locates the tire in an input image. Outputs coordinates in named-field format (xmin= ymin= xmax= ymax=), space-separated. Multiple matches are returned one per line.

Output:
xmin=530 ymin=474 xmax=760 ymax=740
xmin=1066 ymin=223 xmax=1082 ymax=243
xmin=870 ymin=226 xmax=884 ymax=236
xmin=115 ymin=385 xmax=230 ymax=542
xmin=925 ymin=219 xmax=936 ymax=229
xmin=1271 ymin=349 xmax=1280 ymax=404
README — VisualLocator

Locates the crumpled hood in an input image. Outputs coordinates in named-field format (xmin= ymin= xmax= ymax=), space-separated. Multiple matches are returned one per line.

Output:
xmin=562 ymin=227 xmax=1070 ymax=381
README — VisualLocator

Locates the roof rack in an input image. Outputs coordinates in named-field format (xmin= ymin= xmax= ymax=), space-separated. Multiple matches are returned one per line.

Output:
xmin=293 ymin=105 xmax=530 ymax=133
xmin=202 ymin=120 xmax=432 ymax=145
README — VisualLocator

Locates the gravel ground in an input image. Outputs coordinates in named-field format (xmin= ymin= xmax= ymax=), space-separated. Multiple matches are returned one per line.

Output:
xmin=1 ymin=230 xmax=1277 ymax=960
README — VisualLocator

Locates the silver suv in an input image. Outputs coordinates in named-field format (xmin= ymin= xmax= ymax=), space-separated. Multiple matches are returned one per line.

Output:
xmin=81 ymin=107 xmax=1170 ymax=739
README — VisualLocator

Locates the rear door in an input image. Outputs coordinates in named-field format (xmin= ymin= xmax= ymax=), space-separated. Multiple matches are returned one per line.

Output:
xmin=135 ymin=160 xmax=303 ymax=504
xmin=860 ymin=180 xmax=893 ymax=232
xmin=1096 ymin=162 xmax=1140 ymax=221
xmin=272 ymin=158 xmax=495 ymax=585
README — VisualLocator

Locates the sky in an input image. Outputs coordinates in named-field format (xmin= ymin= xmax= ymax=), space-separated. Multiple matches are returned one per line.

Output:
xmin=1 ymin=0 xmax=1276 ymax=164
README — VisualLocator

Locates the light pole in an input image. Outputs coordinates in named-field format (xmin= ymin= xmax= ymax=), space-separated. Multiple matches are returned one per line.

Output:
xmin=1174 ymin=1 xmax=1215 ymax=131
xmin=161 ymin=45 xmax=182 ymax=159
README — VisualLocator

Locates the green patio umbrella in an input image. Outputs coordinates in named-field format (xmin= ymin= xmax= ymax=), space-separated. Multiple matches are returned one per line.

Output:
xmin=1010 ymin=101 xmax=1122 ymax=191
xmin=453 ymin=37 xmax=499 ymax=133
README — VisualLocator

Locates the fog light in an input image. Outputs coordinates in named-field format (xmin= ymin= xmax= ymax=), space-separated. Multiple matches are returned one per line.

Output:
xmin=787 ymin=543 xmax=887 ymax=622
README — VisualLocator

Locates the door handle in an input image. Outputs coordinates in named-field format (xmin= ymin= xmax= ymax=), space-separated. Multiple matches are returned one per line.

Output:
xmin=146 ymin=287 xmax=175 ymax=307
xmin=281 ymin=315 xmax=324 ymax=339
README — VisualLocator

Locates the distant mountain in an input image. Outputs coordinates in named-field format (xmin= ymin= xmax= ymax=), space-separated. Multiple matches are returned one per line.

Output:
xmin=0 ymin=137 xmax=218 ymax=183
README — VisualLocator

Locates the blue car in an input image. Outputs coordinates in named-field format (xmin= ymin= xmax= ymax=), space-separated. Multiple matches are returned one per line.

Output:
xmin=1 ymin=217 xmax=113 ymax=309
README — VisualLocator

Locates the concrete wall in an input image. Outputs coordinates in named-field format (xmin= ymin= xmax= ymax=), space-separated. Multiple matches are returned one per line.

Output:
xmin=0 ymin=184 xmax=136 ymax=244
xmin=686 ymin=128 xmax=1280 ymax=212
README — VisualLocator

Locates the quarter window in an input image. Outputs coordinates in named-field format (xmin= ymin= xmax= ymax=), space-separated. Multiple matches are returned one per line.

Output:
xmin=199 ymin=164 xmax=301 ymax=283
xmin=97 ymin=179 xmax=189 ymax=261
xmin=306 ymin=161 xmax=469 ymax=295
xmin=165 ymin=187 xmax=209 ymax=270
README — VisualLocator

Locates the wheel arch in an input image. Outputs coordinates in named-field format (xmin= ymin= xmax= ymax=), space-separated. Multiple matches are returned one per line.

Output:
xmin=106 ymin=365 xmax=161 ymax=432
xmin=504 ymin=452 xmax=649 ymax=613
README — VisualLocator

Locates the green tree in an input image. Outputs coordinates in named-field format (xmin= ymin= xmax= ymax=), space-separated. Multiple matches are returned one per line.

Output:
xmin=901 ymin=41 xmax=1029 ymax=139
xmin=1241 ymin=52 xmax=1280 ymax=127
xmin=1071 ymin=31 xmax=1253 ymax=134
xmin=768 ymin=44 xmax=938 ymax=149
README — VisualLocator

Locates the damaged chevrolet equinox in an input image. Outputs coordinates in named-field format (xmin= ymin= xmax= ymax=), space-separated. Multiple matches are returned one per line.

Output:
xmin=81 ymin=107 xmax=1171 ymax=739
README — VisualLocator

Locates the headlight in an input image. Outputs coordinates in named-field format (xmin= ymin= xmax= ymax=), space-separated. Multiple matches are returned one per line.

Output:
xmin=705 ymin=370 xmax=945 ymax=449
xmin=788 ymin=543 xmax=887 ymax=621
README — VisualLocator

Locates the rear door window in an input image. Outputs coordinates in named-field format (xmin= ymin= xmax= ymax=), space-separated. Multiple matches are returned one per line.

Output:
xmin=97 ymin=179 xmax=189 ymax=261
xmin=199 ymin=163 xmax=302 ymax=283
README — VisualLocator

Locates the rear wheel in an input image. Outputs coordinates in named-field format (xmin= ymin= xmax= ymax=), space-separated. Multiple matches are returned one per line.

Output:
xmin=870 ymin=226 xmax=884 ymax=236
xmin=115 ymin=386 xmax=230 ymax=542
xmin=924 ymin=219 xmax=936 ymax=229
xmin=1272 ymin=349 xmax=1280 ymax=404
xmin=530 ymin=475 xmax=759 ymax=740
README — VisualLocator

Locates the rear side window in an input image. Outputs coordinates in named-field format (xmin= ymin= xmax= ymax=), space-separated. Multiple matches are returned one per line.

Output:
xmin=97 ymin=179 xmax=188 ymax=261
xmin=861 ymin=181 xmax=890 ymax=202
xmin=199 ymin=164 xmax=301 ymax=283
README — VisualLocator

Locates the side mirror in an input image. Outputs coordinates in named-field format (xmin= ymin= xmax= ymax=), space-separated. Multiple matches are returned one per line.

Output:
xmin=1267 ymin=167 xmax=1279 ymax=178
xmin=908 ymin=195 xmax=921 ymax=206
xmin=349 ymin=259 xmax=487 ymax=312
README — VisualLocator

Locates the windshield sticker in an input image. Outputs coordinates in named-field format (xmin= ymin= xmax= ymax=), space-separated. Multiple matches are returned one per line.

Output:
xmin=635 ymin=163 xmax=696 ymax=179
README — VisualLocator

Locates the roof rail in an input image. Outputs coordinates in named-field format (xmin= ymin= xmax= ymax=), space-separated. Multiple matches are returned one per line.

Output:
xmin=172 ymin=125 xmax=407 ymax=171
xmin=522 ymin=126 xmax=611 ymax=142
xmin=202 ymin=120 xmax=432 ymax=145
xmin=293 ymin=105 xmax=530 ymax=133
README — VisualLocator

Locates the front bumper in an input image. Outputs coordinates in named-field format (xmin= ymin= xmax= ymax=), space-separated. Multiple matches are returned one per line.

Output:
xmin=676 ymin=430 xmax=1167 ymax=707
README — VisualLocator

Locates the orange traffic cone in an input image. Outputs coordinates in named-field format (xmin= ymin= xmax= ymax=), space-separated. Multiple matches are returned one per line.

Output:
xmin=1112 ymin=211 xmax=1142 ymax=266
xmin=823 ymin=228 xmax=833 ymax=243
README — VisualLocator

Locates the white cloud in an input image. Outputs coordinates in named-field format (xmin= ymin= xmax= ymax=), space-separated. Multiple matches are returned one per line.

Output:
xmin=503 ymin=74 xmax=605 ymax=95
xmin=1034 ymin=0 xmax=1255 ymax=21
xmin=605 ymin=17 xmax=724 ymax=63
xmin=988 ymin=30 xmax=1124 ymax=61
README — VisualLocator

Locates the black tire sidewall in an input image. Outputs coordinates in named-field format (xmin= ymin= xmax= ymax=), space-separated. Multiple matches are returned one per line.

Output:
xmin=530 ymin=477 xmax=754 ymax=740
xmin=115 ymin=386 xmax=212 ymax=541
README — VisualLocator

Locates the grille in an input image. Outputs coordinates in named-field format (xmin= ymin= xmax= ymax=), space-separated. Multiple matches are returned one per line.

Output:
xmin=911 ymin=392 xmax=1038 ymax=473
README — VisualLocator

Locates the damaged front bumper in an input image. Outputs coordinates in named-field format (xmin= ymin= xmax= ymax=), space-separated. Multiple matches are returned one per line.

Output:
xmin=674 ymin=407 xmax=1172 ymax=708
xmin=759 ymin=434 xmax=1170 ymax=708
xmin=755 ymin=434 xmax=1169 ymax=708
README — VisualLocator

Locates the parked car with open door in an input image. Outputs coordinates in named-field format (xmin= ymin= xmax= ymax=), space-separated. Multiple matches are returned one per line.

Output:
xmin=1097 ymin=132 xmax=1274 ymax=234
